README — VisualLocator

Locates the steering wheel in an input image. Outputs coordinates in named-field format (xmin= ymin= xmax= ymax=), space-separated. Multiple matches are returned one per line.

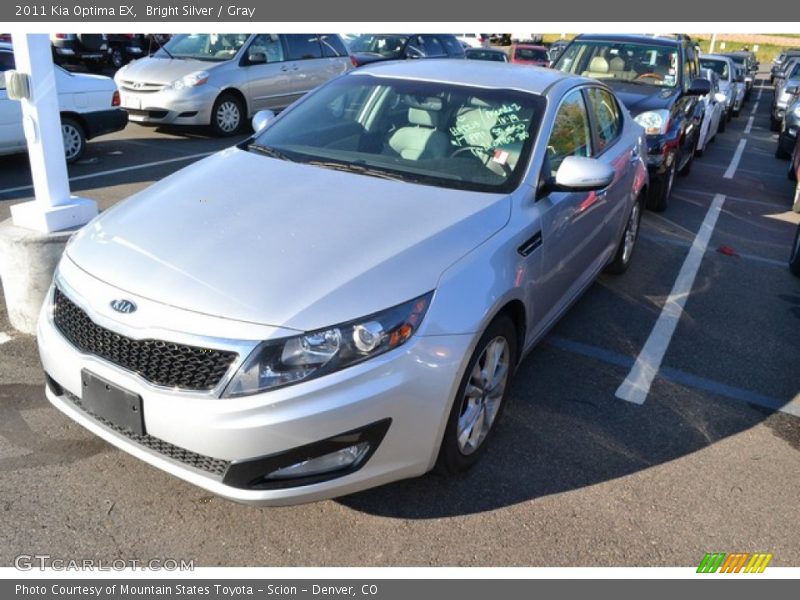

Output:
xmin=634 ymin=72 xmax=665 ymax=81
xmin=450 ymin=146 xmax=511 ymax=176
xmin=450 ymin=145 xmax=492 ymax=159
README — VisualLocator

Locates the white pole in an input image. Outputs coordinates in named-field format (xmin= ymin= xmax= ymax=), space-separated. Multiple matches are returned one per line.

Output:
xmin=709 ymin=33 xmax=717 ymax=54
xmin=9 ymin=34 xmax=96 ymax=233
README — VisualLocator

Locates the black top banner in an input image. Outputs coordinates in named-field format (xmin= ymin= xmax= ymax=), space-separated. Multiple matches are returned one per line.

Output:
xmin=1 ymin=0 xmax=799 ymax=22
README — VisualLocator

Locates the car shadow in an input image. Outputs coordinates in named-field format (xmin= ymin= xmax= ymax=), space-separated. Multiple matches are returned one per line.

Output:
xmin=337 ymin=339 xmax=787 ymax=518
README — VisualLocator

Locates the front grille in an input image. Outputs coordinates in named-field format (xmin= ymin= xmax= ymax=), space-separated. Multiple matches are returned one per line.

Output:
xmin=61 ymin=387 xmax=230 ymax=477
xmin=53 ymin=288 xmax=238 ymax=391
xmin=119 ymin=80 xmax=167 ymax=93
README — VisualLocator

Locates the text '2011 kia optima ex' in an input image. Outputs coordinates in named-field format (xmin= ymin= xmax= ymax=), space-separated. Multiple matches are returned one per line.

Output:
xmin=38 ymin=61 xmax=648 ymax=505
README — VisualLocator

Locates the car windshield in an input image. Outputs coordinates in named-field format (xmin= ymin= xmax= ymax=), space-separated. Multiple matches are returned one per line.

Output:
xmin=154 ymin=34 xmax=249 ymax=61
xmin=349 ymin=35 xmax=410 ymax=59
xmin=700 ymin=59 xmax=729 ymax=79
xmin=555 ymin=40 xmax=680 ymax=88
xmin=515 ymin=47 xmax=548 ymax=61
xmin=789 ymin=62 xmax=800 ymax=78
xmin=249 ymin=75 xmax=545 ymax=193
xmin=466 ymin=49 xmax=506 ymax=62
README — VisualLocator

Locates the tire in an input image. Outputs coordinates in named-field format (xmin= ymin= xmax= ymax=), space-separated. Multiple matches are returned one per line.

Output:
xmin=793 ymin=182 xmax=800 ymax=214
xmin=718 ymin=113 xmax=726 ymax=133
xmin=435 ymin=314 xmax=518 ymax=475
xmin=61 ymin=117 xmax=85 ymax=163
xmin=770 ymin=115 xmax=782 ymax=132
xmin=109 ymin=46 xmax=125 ymax=70
xmin=210 ymin=93 xmax=244 ymax=136
xmin=789 ymin=224 xmax=800 ymax=277
xmin=679 ymin=146 xmax=693 ymax=176
xmin=605 ymin=194 xmax=643 ymax=274
xmin=776 ymin=143 xmax=791 ymax=160
xmin=733 ymin=108 xmax=740 ymax=118
xmin=646 ymin=152 xmax=677 ymax=212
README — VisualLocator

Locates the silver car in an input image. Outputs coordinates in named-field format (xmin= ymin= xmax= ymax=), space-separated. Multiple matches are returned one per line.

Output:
xmin=39 ymin=60 xmax=648 ymax=505
xmin=772 ymin=58 xmax=800 ymax=131
xmin=700 ymin=54 xmax=741 ymax=120
xmin=114 ymin=33 xmax=353 ymax=135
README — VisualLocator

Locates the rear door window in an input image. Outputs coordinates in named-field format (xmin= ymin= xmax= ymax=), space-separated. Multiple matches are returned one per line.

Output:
xmin=284 ymin=34 xmax=323 ymax=60
xmin=319 ymin=34 xmax=348 ymax=58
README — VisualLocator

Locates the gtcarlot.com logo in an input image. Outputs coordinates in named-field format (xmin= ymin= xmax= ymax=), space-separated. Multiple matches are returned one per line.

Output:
xmin=14 ymin=554 xmax=194 ymax=571
xmin=697 ymin=552 xmax=772 ymax=573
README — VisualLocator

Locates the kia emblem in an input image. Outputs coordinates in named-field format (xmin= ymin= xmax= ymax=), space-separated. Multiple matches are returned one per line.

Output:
xmin=110 ymin=299 xmax=137 ymax=314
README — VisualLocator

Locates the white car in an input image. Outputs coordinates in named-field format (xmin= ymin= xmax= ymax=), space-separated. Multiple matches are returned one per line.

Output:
xmin=695 ymin=68 xmax=725 ymax=157
xmin=455 ymin=34 xmax=489 ymax=49
xmin=0 ymin=42 xmax=127 ymax=162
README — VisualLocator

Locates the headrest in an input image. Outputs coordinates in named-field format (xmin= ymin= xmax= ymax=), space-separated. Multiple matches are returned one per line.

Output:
xmin=408 ymin=107 xmax=438 ymax=128
xmin=609 ymin=56 xmax=625 ymax=70
xmin=403 ymin=95 xmax=443 ymax=111
xmin=588 ymin=56 xmax=609 ymax=73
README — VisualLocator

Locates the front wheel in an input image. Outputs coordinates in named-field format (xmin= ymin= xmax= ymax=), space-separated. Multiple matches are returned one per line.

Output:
xmin=789 ymin=224 xmax=800 ymax=277
xmin=792 ymin=181 xmax=800 ymax=214
xmin=435 ymin=315 xmax=518 ymax=475
xmin=646 ymin=152 xmax=677 ymax=212
xmin=770 ymin=115 xmax=782 ymax=132
xmin=605 ymin=194 xmax=643 ymax=274
xmin=210 ymin=93 xmax=244 ymax=136
xmin=61 ymin=117 xmax=86 ymax=163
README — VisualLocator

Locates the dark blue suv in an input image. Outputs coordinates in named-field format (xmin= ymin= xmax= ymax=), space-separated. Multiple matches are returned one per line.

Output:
xmin=553 ymin=34 xmax=711 ymax=211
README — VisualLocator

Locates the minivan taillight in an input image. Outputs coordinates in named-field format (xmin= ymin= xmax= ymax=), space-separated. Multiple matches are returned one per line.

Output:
xmin=112 ymin=90 xmax=120 ymax=107
xmin=54 ymin=34 xmax=68 ymax=39
xmin=350 ymin=55 xmax=358 ymax=68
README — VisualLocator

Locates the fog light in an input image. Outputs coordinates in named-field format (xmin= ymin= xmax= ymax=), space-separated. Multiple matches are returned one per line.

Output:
xmin=265 ymin=442 xmax=370 ymax=480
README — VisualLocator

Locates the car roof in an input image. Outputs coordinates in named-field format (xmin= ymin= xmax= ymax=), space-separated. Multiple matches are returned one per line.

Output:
xmin=465 ymin=47 xmax=505 ymax=53
xmin=574 ymin=33 xmax=684 ymax=47
xmin=513 ymin=44 xmax=547 ymax=50
xmin=700 ymin=54 xmax=734 ymax=62
xmin=353 ymin=58 xmax=574 ymax=95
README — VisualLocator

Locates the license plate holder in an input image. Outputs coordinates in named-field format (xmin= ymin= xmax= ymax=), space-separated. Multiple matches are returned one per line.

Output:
xmin=80 ymin=369 xmax=145 ymax=435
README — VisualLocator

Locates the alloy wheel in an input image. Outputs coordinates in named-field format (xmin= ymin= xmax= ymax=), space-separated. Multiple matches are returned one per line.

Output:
xmin=62 ymin=123 xmax=82 ymax=161
xmin=622 ymin=201 xmax=641 ymax=264
xmin=216 ymin=101 xmax=241 ymax=133
xmin=457 ymin=336 xmax=510 ymax=455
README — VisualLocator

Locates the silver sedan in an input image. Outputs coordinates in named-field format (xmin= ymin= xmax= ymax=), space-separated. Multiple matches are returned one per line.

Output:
xmin=39 ymin=60 xmax=648 ymax=505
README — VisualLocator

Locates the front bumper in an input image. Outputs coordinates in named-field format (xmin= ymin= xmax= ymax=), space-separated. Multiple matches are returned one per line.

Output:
xmin=117 ymin=84 xmax=219 ymax=126
xmin=37 ymin=264 xmax=472 ymax=505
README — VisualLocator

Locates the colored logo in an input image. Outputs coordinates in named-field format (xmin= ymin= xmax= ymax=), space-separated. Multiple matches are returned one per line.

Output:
xmin=697 ymin=552 xmax=772 ymax=573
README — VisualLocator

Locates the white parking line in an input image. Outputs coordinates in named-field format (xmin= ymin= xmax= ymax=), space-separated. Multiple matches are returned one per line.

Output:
xmin=0 ymin=152 xmax=215 ymax=196
xmin=616 ymin=194 xmax=726 ymax=404
xmin=750 ymin=101 xmax=759 ymax=115
xmin=0 ymin=332 xmax=12 ymax=345
xmin=744 ymin=116 xmax=755 ymax=134
xmin=724 ymin=139 xmax=747 ymax=179
xmin=757 ymin=86 xmax=764 ymax=101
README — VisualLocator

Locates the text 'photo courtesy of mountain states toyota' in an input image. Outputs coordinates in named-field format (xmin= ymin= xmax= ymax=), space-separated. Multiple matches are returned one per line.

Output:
xmin=38 ymin=60 xmax=649 ymax=505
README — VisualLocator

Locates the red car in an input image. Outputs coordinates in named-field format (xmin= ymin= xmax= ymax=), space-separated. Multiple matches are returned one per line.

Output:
xmin=510 ymin=44 xmax=550 ymax=67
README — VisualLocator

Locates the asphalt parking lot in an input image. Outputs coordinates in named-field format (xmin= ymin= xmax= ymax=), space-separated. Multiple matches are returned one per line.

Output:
xmin=0 ymin=75 xmax=798 ymax=567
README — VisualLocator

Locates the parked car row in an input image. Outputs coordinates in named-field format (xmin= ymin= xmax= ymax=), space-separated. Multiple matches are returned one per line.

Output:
xmin=49 ymin=33 xmax=171 ymax=70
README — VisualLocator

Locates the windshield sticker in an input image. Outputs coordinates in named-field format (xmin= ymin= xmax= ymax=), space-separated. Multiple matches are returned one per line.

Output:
xmin=449 ymin=103 xmax=531 ymax=153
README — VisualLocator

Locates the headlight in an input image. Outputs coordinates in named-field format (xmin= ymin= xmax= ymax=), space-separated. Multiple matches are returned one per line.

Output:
xmin=223 ymin=292 xmax=434 ymax=397
xmin=793 ymin=104 xmax=800 ymax=118
xmin=634 ymin=109 xmax=670 ymax=135
xmin=167 ymin=70 xmax=209 ymax=91
xmin=714 ymin=92 xmax=728 ymax=104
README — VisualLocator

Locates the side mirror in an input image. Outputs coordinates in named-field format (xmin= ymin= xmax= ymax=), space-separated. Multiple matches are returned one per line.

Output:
xmin=687 ymin=77 xmax=712 ymax=96
xmin=549 ymin=156 xmax=615 ymax=192
xmin=251 ymin=109 xmax=275 ymax=134
xmin=787 ymin=85 xmax=800 ymax=95
xmin=247 ymin=52 xmax=267 ymax=65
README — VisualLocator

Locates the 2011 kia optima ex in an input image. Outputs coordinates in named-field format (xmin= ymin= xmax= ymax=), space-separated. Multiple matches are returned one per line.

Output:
xmin=38 ymin=60 xmax=648 ymax=505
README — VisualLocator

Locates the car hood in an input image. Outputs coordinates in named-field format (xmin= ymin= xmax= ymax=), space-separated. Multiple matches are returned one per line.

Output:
xmin=603 ymin=81 xmax=680 ymax=116
xmin=116 ymin=56 xmax=225 ymax=84
xmin=66 ymin=148 xmax=510 ymax=332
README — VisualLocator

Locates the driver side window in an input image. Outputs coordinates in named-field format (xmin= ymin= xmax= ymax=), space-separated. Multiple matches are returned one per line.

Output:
xmin=546 ymin=89 xmax=592 ymax=177
xmin=248 ymin=34 xmax=285 ymax=63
